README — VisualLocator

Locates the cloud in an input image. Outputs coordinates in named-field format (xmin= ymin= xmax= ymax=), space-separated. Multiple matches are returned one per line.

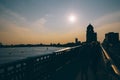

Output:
xmin=0 ymin=22 xmax=33 ymax=44
xmin=0 ymin=19 xmax=48 ymax=44
xmin=93 ymin=12 xmax=120 ymax=42
xmin=96 ymin=22 xmax=120 ymax=42
xmin=0 ymin=4 xmax=49 ymax=44
xmin=32 ymin=18 xmax=46 ymax=27
xmin=0 ymin=3 xmax=85 ymax=44
xmin=0 ymin=4 xmax=26 ymax=22
xmin=94 ymin=11 xmax=120 ymax=27
xmin=94 ymin=11 xmax=120 ymax=33
xmin=0 ymin=4 xmax=47 ymax=31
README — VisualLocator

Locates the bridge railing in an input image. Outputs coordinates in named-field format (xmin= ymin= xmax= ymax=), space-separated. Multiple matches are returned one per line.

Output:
xmin=0 ymin=46 xmax=81 ymax=80
xmin=101 ymin=45 xmax=120 ymax=80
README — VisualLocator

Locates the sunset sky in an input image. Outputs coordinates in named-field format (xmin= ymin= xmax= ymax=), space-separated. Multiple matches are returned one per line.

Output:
xmin=0 ymin=0 xmax=120 ymax=44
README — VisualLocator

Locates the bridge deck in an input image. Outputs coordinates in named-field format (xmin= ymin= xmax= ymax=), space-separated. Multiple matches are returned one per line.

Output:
xmin=0 ymin=43 xmax=120 ymax=80
xmin=52 ymin=44 xmax=120 ymax=80
xmin=52 ymin=55 xmax=109 ymax=80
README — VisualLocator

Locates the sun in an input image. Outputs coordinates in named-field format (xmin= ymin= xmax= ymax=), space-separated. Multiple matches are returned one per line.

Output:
xmin=69 ymin=15 xmax=76 ymax=23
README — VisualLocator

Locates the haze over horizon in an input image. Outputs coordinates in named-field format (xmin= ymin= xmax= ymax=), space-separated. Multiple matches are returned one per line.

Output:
xmin=0 ymin=0 xmax=120 ymax=45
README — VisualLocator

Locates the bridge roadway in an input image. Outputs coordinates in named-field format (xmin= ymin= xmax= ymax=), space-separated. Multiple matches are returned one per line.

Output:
xmin=52 ymin=44 xmax=120 ymax=80
xmin=0 ymin=42 xmax=120 ymax=80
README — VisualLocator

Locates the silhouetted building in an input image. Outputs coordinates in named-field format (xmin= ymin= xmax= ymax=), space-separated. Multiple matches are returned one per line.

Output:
xmin=75 ymin=38 xmax=78 ymax=43
xmin=0 ymin=42 xmax=3 ymax=47
xmin=105 ymin=32 xmax=119 ymax=44
xmin=86 ymin=24 xmax=97 ymax=42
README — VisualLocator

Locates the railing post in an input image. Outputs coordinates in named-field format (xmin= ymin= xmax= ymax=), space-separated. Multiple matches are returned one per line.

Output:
xmin=25 ymin=58 xmax=34 ymax=80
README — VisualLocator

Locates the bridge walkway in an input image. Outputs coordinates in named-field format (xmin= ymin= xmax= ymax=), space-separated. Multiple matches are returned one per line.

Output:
xmin=51 ymin=44 xmax=120 ymax=80
xmin=0 ymin=43 xmax=120 ymax=80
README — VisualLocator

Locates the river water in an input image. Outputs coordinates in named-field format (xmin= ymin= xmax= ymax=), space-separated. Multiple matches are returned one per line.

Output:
xmin=0 ymin=47 xmax=63 ymax=65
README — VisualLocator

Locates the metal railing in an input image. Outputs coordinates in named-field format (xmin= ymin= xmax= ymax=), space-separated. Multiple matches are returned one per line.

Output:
xmin=101 ymin=45 xmax=120 ymax=79
xmin=1 ymin=44 xmax=119 ymax=80
xmin=0 ymin=46 xmax=81 ymax=80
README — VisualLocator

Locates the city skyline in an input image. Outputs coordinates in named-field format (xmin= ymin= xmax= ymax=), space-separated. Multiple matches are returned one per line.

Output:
xmin=0 ymin=0 xmax=120 ymax=44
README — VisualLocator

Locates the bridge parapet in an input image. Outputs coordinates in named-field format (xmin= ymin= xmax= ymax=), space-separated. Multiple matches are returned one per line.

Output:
xmin=1 ymin=44 xmax=119 ymax=80
xmin=0 ymin=46 xmax=81 ymax=80
xmin=101 ymin=45 xmax=120 ymax=80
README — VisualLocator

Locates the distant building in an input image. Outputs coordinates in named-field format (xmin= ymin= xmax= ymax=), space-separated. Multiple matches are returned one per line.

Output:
xmin=75 ymin=38 xmax=78 ymax=44
xmin=0 ymin=42 xmax=3 ymax=47
xmin=74 ymin=38 xmax=81 ymax=46
xmin=105 ymin=32 xmax=119 ymax=44
xmin=86 ymin=24 xmax=97 ymax=42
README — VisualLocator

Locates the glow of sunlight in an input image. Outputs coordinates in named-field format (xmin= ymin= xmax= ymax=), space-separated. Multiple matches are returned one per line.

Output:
xmin=68 ymin=15 xmax=76 ymax=23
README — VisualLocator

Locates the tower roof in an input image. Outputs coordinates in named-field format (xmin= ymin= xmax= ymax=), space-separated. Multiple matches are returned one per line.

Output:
xmin=87 ymin=24 xmax=94 ymax=30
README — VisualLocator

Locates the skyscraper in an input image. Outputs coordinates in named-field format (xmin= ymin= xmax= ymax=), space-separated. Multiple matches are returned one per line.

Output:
xmin=86 ymin=24 xmax=97 ymax=42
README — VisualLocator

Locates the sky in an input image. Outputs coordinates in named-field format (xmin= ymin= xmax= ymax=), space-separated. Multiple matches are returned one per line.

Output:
xmin=0 ymin=0 xmax=120 ymax=44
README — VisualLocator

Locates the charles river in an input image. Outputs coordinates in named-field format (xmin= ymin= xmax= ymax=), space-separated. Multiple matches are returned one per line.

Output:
xmin=0 ymin=47 xmax=64 ymax=65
